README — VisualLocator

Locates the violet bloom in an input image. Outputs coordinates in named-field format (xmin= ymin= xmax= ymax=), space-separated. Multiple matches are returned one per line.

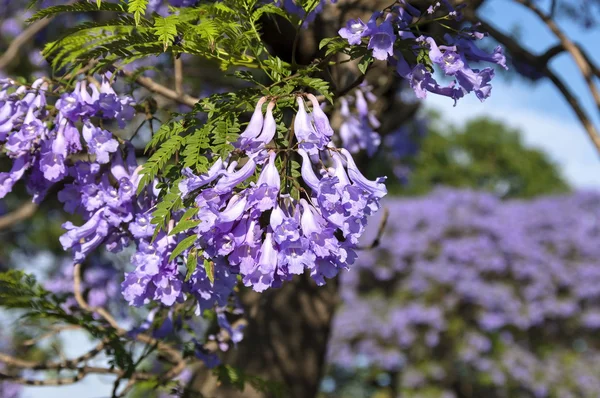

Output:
xmin=4 ymin=109 xmax=45 ymax=157
xmin=60 ymin=208 xmax=110 ymax=262
xmin=447 ymin=34 xmax=508 ymax=70
xmin=214 ymin=157 xmax=256 ymax=194
xmin=39 ymin=141 xmax=67 ymax=183
xmin=341 ymin=148 xmax=387 ymax=198
xmin=249 ymin=151 xmax=280 ymax=211
xmin=123 ymin=233 xmax=184 ymax=307
xmin=244 ymin=229 xmax=278 ymax=292
xmin=56 ymin=84 xmax=84 ymax=121
xmin=298 ymin=148 xmax=321 ymax=191
xmin=82 ymin=122 xmax=119 ymax=164
xmin=0 ymin=155 xmax=31 ymax=198
xmin=179 ymin=158 xmax=224 ymax=197
xmin=307 ymin=94 xmax=334 ymax=139
xmin=365 ymin=14 xmax=396 ymax=61
xmin=339 ymin=18 xmax=367 ymax=45
xmin=294 ymin=96 xmax=332 ymax=155
xmin=426 ymin=37 xmax=465 ymax=75
xmin=409 ymin=64 xmax=464 ymax=103
xmin=129 ymin=213 xmax=155 ymax=239
xmin=234 ymin=96 xmax=267 ymax=150
xmin=455 ymin=67 xmax=495 ymax=101
xmin=338 ymin=92 xmax=381 ymax=156
xmin=253 ymin=101 xmax=277 ymax=147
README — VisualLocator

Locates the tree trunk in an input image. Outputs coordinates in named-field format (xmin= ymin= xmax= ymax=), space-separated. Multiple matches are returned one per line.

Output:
xmin=188 ymin=274 xmax=340 ymax=398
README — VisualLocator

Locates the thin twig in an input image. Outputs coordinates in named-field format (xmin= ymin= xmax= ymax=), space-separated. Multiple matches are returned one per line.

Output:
xmin=22 ymin=325 xmax=81 ymax=346
xmin=462 ymin=10 xmax=600 ymax=156
xmin=357 ymin=207 xmax=389 ymax=250
xmin=0 ymin=19 xmax=52 ymax=70
xmin=124 ymin=70 xmax=198 ymax=107
xmin=73 ymin=263 xmax=187 ymax=367
xmin=174 ymin=56 xmax=184 ymax=96
xmin=0 ymin=202 xmax=38 ymax=230
xmin=546 ymin=70 xmax=600 ymax=151
xmin=514 ymin=0 xmax=600 ymax=115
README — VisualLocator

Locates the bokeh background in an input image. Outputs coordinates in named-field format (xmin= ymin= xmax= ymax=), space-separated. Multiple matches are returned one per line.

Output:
xmin=1 ymin=0 xmax=600 ymax=397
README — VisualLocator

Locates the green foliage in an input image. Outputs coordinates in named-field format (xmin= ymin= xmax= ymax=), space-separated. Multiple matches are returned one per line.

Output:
xmin=203 ymin=258 xmax=215 ymax=284
xmin=0 ymin=270 xmax=50 ymax=310
xmin=128 ymin=0 xmax=149 ymax=25
xmin=380 ymin=116 xmax=570 ymax=198
xmin=154 ymin=15 xmax=179 ymax=51
xmin=169 ymin=208 xmax=200 ymax=236
xmin=213 ymin=365 xmax=288 ymax=397
xmin=28 ymin=1 xmax=126 ymax=22
xmin=169 ymin=235 xmax=197 ymax=262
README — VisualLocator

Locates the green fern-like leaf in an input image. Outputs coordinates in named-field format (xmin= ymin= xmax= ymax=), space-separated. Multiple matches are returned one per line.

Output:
xmin=28 ymin=0 xmax=126 ymax=22
xmin=128 ymin=0 xmax=149 ymax=25
xmin=154 ymin=15 xmax=179 ymax=51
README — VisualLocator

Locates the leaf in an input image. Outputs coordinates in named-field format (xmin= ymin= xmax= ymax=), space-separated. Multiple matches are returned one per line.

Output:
xmin=97 ymin=0 xmax=101 ymax=8
xmin=358 ymin=54 xmax=373 ymax=75
xmin=28 ymin=1 xmax=126 ymax=22
xmin=319 ymin=37 xmax=335 ymax=50
xmin=169 ymin=235 xmax=197 ymax=262
xmin=185 ymin=250 xmax=198 ymax=282
xmin=128 ymin=0 xmax=149 ymax=26
xmin=204 ymin=259 xmax=215 ymax=285
xmin=252 ymin=4 xmax=291 ymax=23
xmin=169 ymin=220 xmax=201 ymax=236
xmin=154 ymin=15 xmax=179 ymax=51
xmin=169 ymin=208 xmax=201 ymax=236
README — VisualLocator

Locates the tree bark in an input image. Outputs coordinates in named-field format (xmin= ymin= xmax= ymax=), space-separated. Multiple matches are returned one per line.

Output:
xmin=188 ymin=275 xmax=340 ymax=398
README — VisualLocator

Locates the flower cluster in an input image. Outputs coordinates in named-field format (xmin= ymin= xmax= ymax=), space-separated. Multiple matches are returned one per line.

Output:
xmin=180 ymin=94 xmax=387 ymax=292
xmin=0 ymin=76 xmax=133 ymax=200
xmin=1 ymin=77 xmax=388 ymax=331
xmin=0 ymin=76 xmax=240 ymax=325
xmin=339 ymin=2 xmax=507 ymax=103
xmin=338 ymin=82 xmax=381 ymax=156
xmin=326 ymin=188 xmax=600 ymax=397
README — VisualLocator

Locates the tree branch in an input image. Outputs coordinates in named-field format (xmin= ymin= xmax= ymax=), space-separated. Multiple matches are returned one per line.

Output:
xmin=514 ymin=0 xmax=600 ymax=115
xmin=0 ymin=19 xmax=52 ymax=70
xmin=174 ymin=57 xmax=184 ymax=96
xmin=0 ymin=202 xmax=38 ymax=231
xmin=462 ymin=10 xmax=600 ymax=156
xmin=124 ymin=70 xmax=198 ymax=108
xmin=73 ymin=263 xmax=187 ymax=367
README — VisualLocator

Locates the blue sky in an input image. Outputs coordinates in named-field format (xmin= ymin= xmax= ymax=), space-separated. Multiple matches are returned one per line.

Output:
xmin=17 ymin=1 xmax=600 ymax=397
xmin=428 ymin=0 xmax=600 ymax=188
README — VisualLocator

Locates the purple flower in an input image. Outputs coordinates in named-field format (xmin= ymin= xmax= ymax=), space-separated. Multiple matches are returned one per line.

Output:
xmin=340 ymin=148 xmax=387 ymax=198
xmin=249 ymin=151 xmax=280 ymax=211
xmin=82 ymin=122 xmax=119 ymax=164
xmin=365 ymin=15 xmax=396 ymax=61
xmin=234 ymin=97 xmax=267 ymax=150
xmin=60 ymin=208 xmax=110 ymax=262
xmin=339 ymin=18 xmax=367 ymax=45
xmin=0 ymin=155 xmax=31 ymax=198
xmin=179 ymin=158 xmax=224 ymax=197
xmin=214 ymin=158 xmax=256 ymax=194
xmin=294 ymin=96 xmax=332 ymax=155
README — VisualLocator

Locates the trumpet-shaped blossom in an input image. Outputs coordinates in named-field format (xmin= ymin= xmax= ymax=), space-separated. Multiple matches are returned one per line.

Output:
xmin=339 ymin=5 xmax=505 ymax=103
xmin=338 ymin=18 xmax=367 ymax=45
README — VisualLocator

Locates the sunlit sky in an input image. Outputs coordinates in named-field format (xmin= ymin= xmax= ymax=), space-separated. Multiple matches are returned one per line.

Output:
xmin=428 ymin=0 xmax=600 ymax=188
xmin=18 ymin=1 xmax=600 ymax=397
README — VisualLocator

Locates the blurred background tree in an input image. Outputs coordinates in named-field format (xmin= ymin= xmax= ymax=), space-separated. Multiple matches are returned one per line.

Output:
xmin=387 ymin=116 xmax=570 ymax=198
